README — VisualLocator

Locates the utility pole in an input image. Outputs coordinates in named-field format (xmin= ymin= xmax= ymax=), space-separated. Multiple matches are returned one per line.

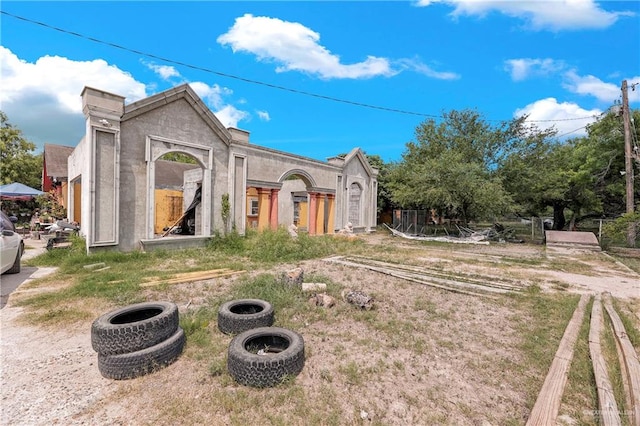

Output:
xmin=622 ymin=80 xmax=635 ymax=247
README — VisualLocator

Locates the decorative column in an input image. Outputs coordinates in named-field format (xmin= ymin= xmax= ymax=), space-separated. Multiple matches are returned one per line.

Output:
xmin=326 ymin=194 xmax=335 ymax=234
xmin=316 ymin=193 xmax=326 ymax=235
xmin=257 ymin=188 xmax=271 ymax=230
xmin=308 ymin=192 xmax=318 ymax=235
xmin=269 ymin=189 xmax=279 ymax=230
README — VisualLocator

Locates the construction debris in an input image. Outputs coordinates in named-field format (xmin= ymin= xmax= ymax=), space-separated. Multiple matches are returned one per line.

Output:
xmin=308 ymin=293 xmax=336 ymax=308
xmin=139 ymin=269 xmax=242 ymax=287
xmin=281 ymin=267 xmax=304 ymax=288
xmin=336 ymin=222 xmax=356 ymax=238
xmin=302 ymin=282 xmax=328 ymax=292
xmin=341 ymin=290 xmax=374 ymax=310
xmin=383 ymin=223 xmax=489 ymax=245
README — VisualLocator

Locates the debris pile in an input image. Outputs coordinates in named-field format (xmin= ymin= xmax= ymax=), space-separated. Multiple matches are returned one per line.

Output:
xmin=280 ymin=267 xmax=304 ymax=288
xmin=341 ymin=290 xmax=374 ymax=310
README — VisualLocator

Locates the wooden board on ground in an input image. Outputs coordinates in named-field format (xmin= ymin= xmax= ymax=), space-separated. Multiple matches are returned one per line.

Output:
xmin=139 ymin=269 xmax=242 ymax=287
xmin=603 ymin=293 xmax=640 ymax=426
xmin=526 ymin=294 xmax=590 ymax=426
xmin=589 ymin=294 xmax=622 ymax=426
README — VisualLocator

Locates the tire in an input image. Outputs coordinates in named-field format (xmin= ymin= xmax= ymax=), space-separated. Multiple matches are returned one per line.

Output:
xmin=91 ymin=301 xmax=179 ymax=355
xmin=6 ymin=243 xmax=22 ymax=274
xmin=227 ymin=327 xmax=305 ymax=388
xmin=98 ymin=327 xmax=185 ymax=380
xmin=218 ymin=299 xmax=274 ymax=335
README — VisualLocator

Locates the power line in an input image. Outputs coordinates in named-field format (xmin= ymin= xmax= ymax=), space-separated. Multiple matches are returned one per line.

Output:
xmin=2 ymin=10 xmax=601 ymax=124
xmin=556 ymin=125 xmax=588 ymax=138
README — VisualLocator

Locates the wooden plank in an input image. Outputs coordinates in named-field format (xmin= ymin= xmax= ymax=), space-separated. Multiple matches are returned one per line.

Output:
xmin=139 ymin=270 xmax=242 ymax=288
xmin=140 ymin=269 xmax=231 ymax=283
xmin=526 ymin=294 xmax=590 ymax=426
xmin=324 ymin=256 xmax=497 ymax=298
xmin=589 ymin=294 xmax=622 ymax=426
xmin=603 ymin=293 xmax=640 ymax=426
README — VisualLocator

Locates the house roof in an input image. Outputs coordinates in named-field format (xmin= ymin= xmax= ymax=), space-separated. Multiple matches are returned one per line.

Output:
xmin=44 ymin=144 xmax=75 ymax=179
xmin=122 ymin=84 xmax=234 ymax=145
xmin=342 ymin=148 xmax=379 ymax=178
xmin=155 ymin=160 xmax=200 ymax=190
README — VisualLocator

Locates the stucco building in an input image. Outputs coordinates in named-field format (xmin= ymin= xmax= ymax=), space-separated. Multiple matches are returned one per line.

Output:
xmin=67 ymin=84 xmax=378 ymax=253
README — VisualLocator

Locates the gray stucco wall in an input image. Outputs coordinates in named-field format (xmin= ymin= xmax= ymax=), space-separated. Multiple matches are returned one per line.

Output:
xmin=117 ymin=98 xmax=230 ymax=251
xmin=74 ymin=84 xmax=378 ymax=252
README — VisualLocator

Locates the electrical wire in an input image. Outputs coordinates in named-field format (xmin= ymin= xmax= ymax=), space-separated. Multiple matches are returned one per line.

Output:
xmin=556 ymin=125 xmax=588 ymax=138
xmin=1 ymin=10 xmax=601 ymax=125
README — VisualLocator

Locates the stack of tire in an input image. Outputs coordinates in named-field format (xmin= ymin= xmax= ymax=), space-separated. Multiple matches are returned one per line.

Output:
xmin=218 ymin=299 xmax=305 ymax=388
xmin=91 ymin=301 xmax=185 ymax=380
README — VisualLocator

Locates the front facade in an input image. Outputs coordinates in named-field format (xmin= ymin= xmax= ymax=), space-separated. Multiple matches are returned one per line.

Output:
xmin=67 ymin=85 xmax=378 ymax=253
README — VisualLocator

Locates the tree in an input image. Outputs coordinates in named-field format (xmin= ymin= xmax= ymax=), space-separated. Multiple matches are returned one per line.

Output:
xmin=499 ymin=110 xmax=640 ymax=230
xmin=387 ymin=109 xmax=518 ymax=224
xmin=0 ymin=111 xmax=42 ymax=189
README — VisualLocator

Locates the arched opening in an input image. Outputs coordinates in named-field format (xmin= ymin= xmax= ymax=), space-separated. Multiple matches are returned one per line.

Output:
xmin=145 ymin=135 xmax=212 ymax=240
xmin=277 ymin=170 xmax=317 ymax=233
xmin=154 ymin=152 xmax=203 ymax=237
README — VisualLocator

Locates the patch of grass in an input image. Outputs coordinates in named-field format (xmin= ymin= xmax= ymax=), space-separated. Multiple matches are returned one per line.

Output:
xmin=339 ymin=361 xmax=363 ymax=386
xmin=208 ymin=357 xmax=227 ymax=377
xmin=180 ymin=307 xmax=214 ymax=348
xmin=613 ymin=299 xmax=640 ymax=348
xmin=25 ymin=307 xmax=92 ymax=326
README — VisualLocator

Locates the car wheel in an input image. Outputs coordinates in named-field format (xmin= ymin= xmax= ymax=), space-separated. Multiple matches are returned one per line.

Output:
xmin=6 ymin=243 xmax=22 ymax=274
xmin=98 ymin=327 xmax=185 ymax=380
xmin=218 ymin=299 xmax=274 ymax=335
xmin=91 ymin=301 xmax=179 ymax=355
xmin=227 ymin=327 xmax=305 ymax=388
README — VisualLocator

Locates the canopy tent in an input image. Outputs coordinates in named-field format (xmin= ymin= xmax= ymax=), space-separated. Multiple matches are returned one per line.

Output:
xmin=0 ymin=182 xmax=44 ymax=200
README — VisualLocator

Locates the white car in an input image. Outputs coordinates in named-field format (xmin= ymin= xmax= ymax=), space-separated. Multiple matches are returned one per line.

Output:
xmin=1 ymin=211 xmax=24 ymax=274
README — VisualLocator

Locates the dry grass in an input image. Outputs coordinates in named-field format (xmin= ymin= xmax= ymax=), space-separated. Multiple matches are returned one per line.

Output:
xmin=7 ymin=232 xmax=640 ymax=425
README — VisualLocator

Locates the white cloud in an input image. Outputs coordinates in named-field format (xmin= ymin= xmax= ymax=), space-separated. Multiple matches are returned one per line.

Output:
xmin=416 ymin=0 xmax=632 ymax=31
xmin=0 ymin=46 xmax=147 ymax=114
xmin=145 ymin=62 xmax=180 ymax=80
xmin=514 ymin=97 xmax=601 ymax=137
xmin=398 ymin=58 xmax=460 ymax=80
xmin=215 ymin=105 xmax=249 ymax=129
xmin=188 ymin=81 xmax=234 ymax=110
xmin=257 ymin=110 xmax=271 ymax=122
xmin=217 ymin=14 xmax=397 ymax=79
xmin=563 ymin=70 xmax=640 ymax=103
xmin=504 ymin=58 xmax=565 ymax=81
xmin=0 ymin=46 xmax=147 ymax=147
xmin=0 ymin=47 xmax=255 ymax=147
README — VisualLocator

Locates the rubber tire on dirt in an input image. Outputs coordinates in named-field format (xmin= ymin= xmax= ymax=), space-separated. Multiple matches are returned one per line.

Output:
xmin=91 ymin=301 xmax=179 ymax=355
xmin=227 ymin=327 xmax=305 ymax=388
xmin=218 ymin=299 xmax=275 ymax=335
xmin=97 ymin=327 xmax=186 ymax=380
xmin=6 ymin=243 xmax=22 ymax=274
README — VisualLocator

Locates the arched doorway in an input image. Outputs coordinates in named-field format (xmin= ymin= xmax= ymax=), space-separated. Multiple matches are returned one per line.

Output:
xmin=146 ymin=135 xmax=212 ymax=239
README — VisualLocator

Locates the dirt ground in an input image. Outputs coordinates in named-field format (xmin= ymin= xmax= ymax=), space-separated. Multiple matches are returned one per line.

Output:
xmin=1 ymin=234 xmax=639 ymax=425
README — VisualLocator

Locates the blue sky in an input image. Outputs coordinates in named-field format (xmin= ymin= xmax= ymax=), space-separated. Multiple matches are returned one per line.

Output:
xmin=1 ymin=1 xmax=639 ymax=162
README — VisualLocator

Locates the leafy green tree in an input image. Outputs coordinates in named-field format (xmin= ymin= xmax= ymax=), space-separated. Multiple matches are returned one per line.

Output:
xmin=500 ymin=110 xmax=639 ymax=230
xmin=0 ymin=111 xmax=42 ymax=188
xmin=388 ymin=109 xmax=518 ymax=224
xmin=160 ymin=152 xmax=198 ymax=164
